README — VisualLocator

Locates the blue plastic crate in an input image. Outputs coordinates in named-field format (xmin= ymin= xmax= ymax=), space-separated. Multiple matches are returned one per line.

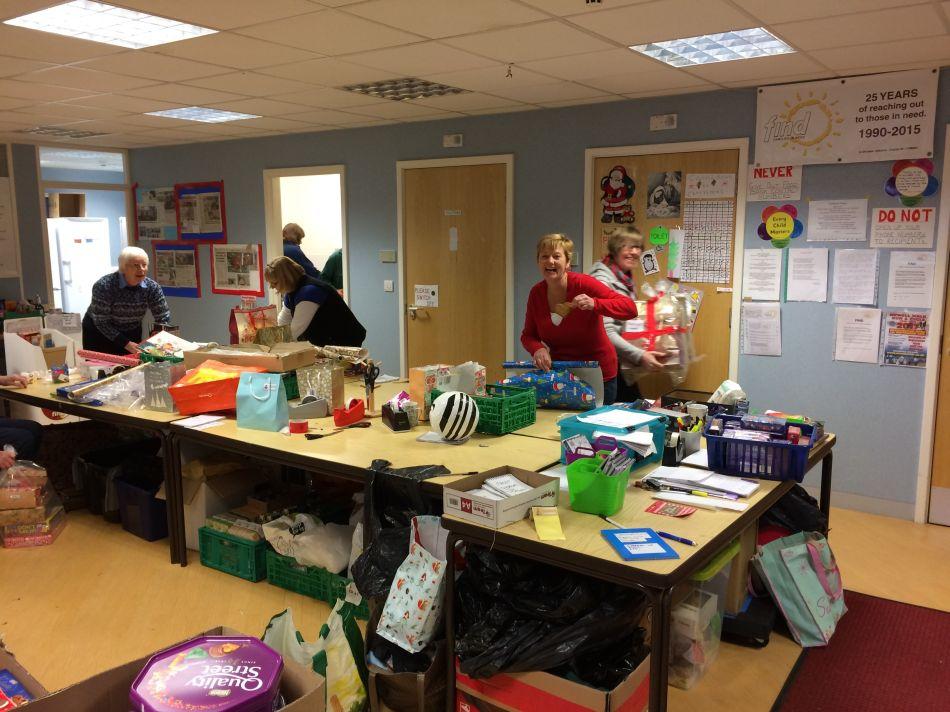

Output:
xmin=704 ymin=414 xmax=815 ymax=482
xmin=557 ymin=406 xmax=666 ymax=468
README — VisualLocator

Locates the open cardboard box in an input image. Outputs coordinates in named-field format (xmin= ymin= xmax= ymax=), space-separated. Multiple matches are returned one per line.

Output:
xmin=442 ymin=467 xmax=559 ymax=529
xmin=0 ymin=643 xmax=48 ymax=706
xmin=22 ymin=626 xmax=324 ymax=711
xmin=456 ymin=653 xmax=649 ymax=712
xmin=183 ymin=343 xmax=315 ymax=373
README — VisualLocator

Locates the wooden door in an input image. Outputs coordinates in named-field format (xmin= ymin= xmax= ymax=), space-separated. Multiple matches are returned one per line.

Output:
xmin=404 ymin=163 xmax=507 ymax=382
xmin=591 ymin=149 xmax=740 ymax=397
xmin=929 ymin=273 xmax=950 ymax=525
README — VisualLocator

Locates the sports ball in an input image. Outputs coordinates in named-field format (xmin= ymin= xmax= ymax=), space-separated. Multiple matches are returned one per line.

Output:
xmin=430 ymin=391 xmax=479 ymax=441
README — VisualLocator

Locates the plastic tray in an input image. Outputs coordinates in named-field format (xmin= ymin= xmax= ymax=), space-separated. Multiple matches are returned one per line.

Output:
xmin=432 ymin=384 xmax=536 ymax=435
xmin=198 ymin=527 xmax=268 ymax=582
xmin=565 ymin=451 xmax=631 ymax=517
xmin=704 ymin=414 xmax=815 ymax=481
xmin=115 ymin=471 xmax=167 ymax=541
xmin=265 ymin=550 xmax=368 ymax=619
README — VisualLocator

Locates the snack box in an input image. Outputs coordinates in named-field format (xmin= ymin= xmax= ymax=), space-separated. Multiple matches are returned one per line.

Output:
xmin=0 ymin=492 xmax=57 ymax=526
xmin=2 ymin=516 xmax=65 ymax=548
xmin=0 ymin=481 xmax=46 ymax=510
xmin=442 ymin=467 xmax=559 ymax=529
xmin=0 ymin=646 xmax=48 ymax=708
xmin=3 ymin=504 xmax=64 ymax=537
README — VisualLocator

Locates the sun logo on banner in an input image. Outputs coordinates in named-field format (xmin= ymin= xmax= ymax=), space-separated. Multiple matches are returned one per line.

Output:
xmin=757 ymin=204 xmax=803 ymax=249
xmin=885 ymin=159 xmax=938 ymax=206
xmin=762 ymin=90 xmax=845 ymax=158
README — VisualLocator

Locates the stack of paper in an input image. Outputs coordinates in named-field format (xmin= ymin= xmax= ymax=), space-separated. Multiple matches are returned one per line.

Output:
xmin=595 ymin=428 xmax=656 ymax=458
xmin=642 ymin=465 xmax=759 ymax=498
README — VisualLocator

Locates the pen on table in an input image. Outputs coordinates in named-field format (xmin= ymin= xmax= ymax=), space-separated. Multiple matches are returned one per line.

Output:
xmin=657 ymin=531 xmax=696 ymax=547
xmin=602 ymin=516 xmax=625 ymax=528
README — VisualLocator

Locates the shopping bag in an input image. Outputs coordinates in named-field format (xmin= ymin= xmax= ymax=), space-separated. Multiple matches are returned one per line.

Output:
xmin=262 ymin=512 xmax=353 ymax=573
xmin=229 ymin=304 xmax=277 ymax=344
xmin=236 ymin=372 xmax=290 ymax=432
xmin=752 ymin=530 xmax=847 ymax=647
xmin=168 ymin=359 xmax=266 ymax=415
xmin=376 ymin=515 xmax=448 ymax=654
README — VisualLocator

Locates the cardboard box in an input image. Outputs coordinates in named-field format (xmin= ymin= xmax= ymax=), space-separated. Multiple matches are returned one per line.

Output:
xmin=23 ymin=626 xmax=324 ymax=711
xmin=183 ymin=343 xmax=315 ymax=373
xmin=42 ymin=345 xmax=68 ymax=368
xmin=0 ymin=482 xmax=46 ymax=510
xmin=0 ymin=492 xmax=56 ymax=526
xmin=0 ymin=643 xmax=49 ymax=706
xmin=456 ymin=654 xmax=649 ymax=712
xmin=181 ymin=454 xmax=246 ymax=480
xmin=442 ymin=467 xmax=559 ymax=529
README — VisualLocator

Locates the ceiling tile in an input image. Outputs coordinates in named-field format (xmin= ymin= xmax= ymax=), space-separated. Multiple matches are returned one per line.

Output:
xmin=0 ymin=1 xmax=63 ymax=21
xmin=0 ymin=97 xmax=31 ymax=111
xmin=134 ymin=127 xmax=211 ymax=140
xmin=399 ymin=111 xmax=466 ymax=122
xmin=622 ymin=85 xmax=717 ymax=99
xmin=222 ymin=116 xmax=319 ymax=131
xmin=153 ymin=33 xmax=319 ymax=70
xmin=0 ymin=110 xmax=89 ymax=126
xmin=443 ymin=20 xmax=614 ymax=62
xmin=112 ymin=0 xmax=319 ymax=30
xmin=17 ymin=66 xmax=159 ymax=93
xmin=581 ymin=68 xmax=713 ymax=94
xmin=281 ymin=107 xmax=377 ymax=124
xmin=236 ymin=9 xmax=422 ymax=56
xmin=723 ymin=70 xmax=835 ymax=88
xmin=257 ymin=57 xmax=402 ymax=86
xmin=489 ymin=81 xmax=611 ymax=104
xmin=809 ymin=36 xmax=950 ymax=70
xmin=685 ymin=52 xmax=826 ymax=83
xmin=338 ymin=101 xmax=453 ymax=119
xmin=0 ymin=115 xmax=36 ymax=129
xmin=773 ymin=6 xmax=945 ymax=51
xmin=410 ymin=92 xmax=525 ymax=112
xmin=516 ymin=0 xmax=648 ymax=16
xmin=123 ymin=83 xmax=248 ymax=105
xmin=117 ymin=113 xmax=204 ymax=129
xmin=339 ymin=119 xmax=396 ymax=128
xmin=47 ymin=118 xmax=140 ymax=134
xmin=346 ymin=42 xmax=498 ymax=76
xmin=183 ymin=123 xmax=272 ymax=136
xmin=269 ymin=87 xmax=391 ymax=109
xmin=466 ymin=104 xmax=537 ymax=115
xmin=0 ymin=25 xmax=124 ymax=63
xmin=344 ymin=0 xmax=547 ymax=39
xmin=519 ymin=49 xmax=661 ymax=82
xmin=944 ymin=0 xmax=950 ymax=22
xmin=204 ymin=97 xmax=311 ymax=116
xmin=57 ymin=94 xmax=183 ymax=113
xmin=538 ymin=95 xmax=625 ymax=108
xmin=569 ymin=0 xmax=755 ymax=46
xmin=422 ymin=66 xmax=560 ymax=92
xmin=75 ymin=52 xmax=231 ymax=82
xmin=0 ymin=79 xmax=100 ymax=102
xmin=14 ymin=102 xmax=130 ymax=121
xmin=732 ymin=0 xmax=929 ymax=25
xmin=184 ymin=72 xmax=314 ymax=97
xmin=0 ymin=56 xmax=54 ymax=78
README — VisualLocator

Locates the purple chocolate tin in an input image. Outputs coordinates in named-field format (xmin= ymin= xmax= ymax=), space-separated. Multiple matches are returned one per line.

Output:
xmin=130 ymin=636 xmax=283 ymax=712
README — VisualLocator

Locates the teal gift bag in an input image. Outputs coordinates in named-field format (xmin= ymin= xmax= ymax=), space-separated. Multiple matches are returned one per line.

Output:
xmin=236 ymin=372 xmax=289 ymax=432
xmin=753 ymin=531 xmax=847 ymax=647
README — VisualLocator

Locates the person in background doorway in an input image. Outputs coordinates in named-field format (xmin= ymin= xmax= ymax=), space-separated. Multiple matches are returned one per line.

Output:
xmin=521 ymin=234 xmax=637 ymax=405
xmin=282 ymin=223 xmax=321 ymax=280
xmin=589 ymin=228 xmax=666 ymax=402
xmin=321 ymin=248 xmax=344 ymax=292
xmin=264 ymin=257 xmax=365 ymax=347
xmin=82 ymin=246 xmax=170 ymax=355
xmin=0 ymin=374 xmax=42 ymax=464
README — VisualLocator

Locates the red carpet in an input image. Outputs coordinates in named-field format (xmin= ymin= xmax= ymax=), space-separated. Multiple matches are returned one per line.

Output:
xmin=772 ymin=591 xmax=950 ymax=712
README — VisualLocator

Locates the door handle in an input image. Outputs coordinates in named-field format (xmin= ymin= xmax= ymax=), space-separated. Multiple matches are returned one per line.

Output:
xmin=62 ymin=260 xmax=73 ymax=285
xmin=407 ymin=304 xmax=420 ymax=320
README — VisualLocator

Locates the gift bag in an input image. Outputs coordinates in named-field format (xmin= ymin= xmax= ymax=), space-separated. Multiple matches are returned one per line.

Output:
xmin=236 ymin=372 xmax=290 ymax=432
xmin=168 ymin=360 xmax=265 ymax=415
xmin=752 ymin=530 xmax=846 ymax=647
xmin=229 ymin=304 xmax=277 ymax=344
xmin=376 ymin=516 xmax=448 ymax=654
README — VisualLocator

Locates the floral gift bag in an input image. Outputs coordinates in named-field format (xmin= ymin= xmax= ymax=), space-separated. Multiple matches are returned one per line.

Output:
xmin=375 ymin=515 xmax=448 ymax=654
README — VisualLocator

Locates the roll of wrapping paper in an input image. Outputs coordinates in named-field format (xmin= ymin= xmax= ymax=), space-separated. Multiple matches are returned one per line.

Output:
xmin=77 ymin=349 xmax=141 ymax=367
xmin=65 ymin=363 xmax=148 ymax=400
xmin=313 ymin=345 xmax=368 ymax=363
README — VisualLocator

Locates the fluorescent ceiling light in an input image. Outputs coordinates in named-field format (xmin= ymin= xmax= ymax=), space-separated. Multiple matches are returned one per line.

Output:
xmin=4 ymin=1 xmax=216 ymax=49
xmin=342 ymin=78 xmax=469 ymax=101
xmin=146 ymin=106 xmax=259 ymax=123
xmin=18 ymin=125 xmax=109 ymax=138
xmin=631 ymin=28 xmax=794 ymax=67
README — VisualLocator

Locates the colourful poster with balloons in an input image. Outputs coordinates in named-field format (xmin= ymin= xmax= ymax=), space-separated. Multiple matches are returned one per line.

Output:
xmin=757 ymin=205 xmax=802 ymax=248
xmin=885 ymin=159 xmax=938 ymax=206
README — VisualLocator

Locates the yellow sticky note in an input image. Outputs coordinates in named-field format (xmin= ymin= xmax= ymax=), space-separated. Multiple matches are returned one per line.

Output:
xmin=531 ymin=506 xmax=566 ymax=541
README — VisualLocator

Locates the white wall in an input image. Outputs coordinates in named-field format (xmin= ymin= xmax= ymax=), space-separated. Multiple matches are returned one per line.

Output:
xmin=278 ymin=174 xmax=342 ymax=272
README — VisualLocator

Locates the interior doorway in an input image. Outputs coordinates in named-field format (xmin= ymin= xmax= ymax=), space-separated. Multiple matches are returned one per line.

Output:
xmin=262 ymin=165 xmax=347 ymax=303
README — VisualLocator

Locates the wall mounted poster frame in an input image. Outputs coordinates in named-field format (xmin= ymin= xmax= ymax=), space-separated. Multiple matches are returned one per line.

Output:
xmin=133 ymin=184 xmax=177 ymax=245
xmin=175 ymin=180 xmax=227 ymax=242
xmin=152 ymin=241 xmax=200 ymax=298
xmin=211 ymin=243 xmax=264 ymax=297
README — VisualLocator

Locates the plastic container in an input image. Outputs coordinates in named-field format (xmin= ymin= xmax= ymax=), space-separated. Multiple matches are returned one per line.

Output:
xmin=565 ymin=451 xmax=631 ymax=517
xmin=130 ymin=635 xmax=283 ymax=712
xmin=115 ymin=463 xmax=167 ymax=541
xmin=72 ymin=439 xmax=161 ymax=522
xmin=704 ymin=414 xmax=816 ymax=481
xmin=199 ymin=527 xmax=268 ymax=582
xmin=265 ymin=550 xmax=368 ymax=619
xmin=558 ymin=406 xmax=666 ymax=467
xmin=669 ymin=539 xmax=739 ymax=690
xmin=432 ymin=384 xmax=536 ymax=435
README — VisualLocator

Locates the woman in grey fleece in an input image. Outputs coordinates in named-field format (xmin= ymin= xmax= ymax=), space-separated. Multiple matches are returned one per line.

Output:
xmin=589 ymin=228 xmax=666 ymax=401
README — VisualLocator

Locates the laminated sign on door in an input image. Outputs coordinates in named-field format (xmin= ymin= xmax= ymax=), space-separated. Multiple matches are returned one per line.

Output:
xmin=414 ymin=285 xmax=439 ymax=307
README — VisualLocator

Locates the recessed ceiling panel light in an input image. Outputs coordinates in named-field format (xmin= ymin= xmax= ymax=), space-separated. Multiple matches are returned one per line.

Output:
xmin=17 ymin=125 xmax=109 ymax=138
xmin=630 ymin=28 xmax=793 ymax=67
xmin=4 ymin=1 xmax=216 ymax=49
xmin=146 ymin=106 xmax=259 ymax=123
xmin=341 ymin=78 xmax=469 ymax=102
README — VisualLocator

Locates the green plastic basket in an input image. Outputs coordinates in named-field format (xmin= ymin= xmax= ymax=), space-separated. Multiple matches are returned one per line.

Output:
xmin=565 ymin=451 xmax=631 ymax=517
xmin=431 ymin=384 xmax=536 ymax=435
xmin=140 ymin=352 xmax=184 ymax=364
xmin=198 ymin=526 xmax=268 ymax=582
xmin=265 ymin=550 xmax=368 ymax=619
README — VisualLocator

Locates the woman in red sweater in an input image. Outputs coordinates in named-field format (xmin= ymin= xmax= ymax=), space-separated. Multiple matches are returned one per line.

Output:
xmin=521 ymin=234 xmax=638 ymax=405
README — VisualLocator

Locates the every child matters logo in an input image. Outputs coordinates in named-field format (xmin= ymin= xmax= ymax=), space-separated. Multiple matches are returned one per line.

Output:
xmin=761 ymin=89 xmax=844 ymax=159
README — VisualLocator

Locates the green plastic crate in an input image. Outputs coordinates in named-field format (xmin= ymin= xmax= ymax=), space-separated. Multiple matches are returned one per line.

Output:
xmin=280 ymin=371 xmax=299 ymax=400
xmin=432 ymin=384 xmax=536 ymax=435
xmin=265 ymin=550 xmax=368 ymax=619
xmin=198 ymin=527 xmax=268 ymax=582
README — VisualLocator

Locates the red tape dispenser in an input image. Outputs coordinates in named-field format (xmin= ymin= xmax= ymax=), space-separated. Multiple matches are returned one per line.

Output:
xmin=333 ymin=398 xmax=365 ymax=427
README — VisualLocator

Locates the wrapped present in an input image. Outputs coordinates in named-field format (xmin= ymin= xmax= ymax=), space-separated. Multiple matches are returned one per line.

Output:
xmin=621 ymin=281 xmax=699 ymax=387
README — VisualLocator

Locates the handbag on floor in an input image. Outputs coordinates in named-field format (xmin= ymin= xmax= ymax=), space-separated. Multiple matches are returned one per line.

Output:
xmin=752 ymin=530 xmax=846 ymax=647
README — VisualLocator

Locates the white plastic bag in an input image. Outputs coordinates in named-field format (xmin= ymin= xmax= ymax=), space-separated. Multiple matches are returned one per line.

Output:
xmin=262 ymin=513 xmax=353 ymax=573
xmin=261 ymin=607 xmax=320 ymax=668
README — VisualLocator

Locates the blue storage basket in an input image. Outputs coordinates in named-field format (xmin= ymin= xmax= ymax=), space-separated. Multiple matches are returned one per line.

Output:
xmin=558 ymin=406 xmax=666 ymax=468
xmin=704 ymin=414 xmax=815 ymax=482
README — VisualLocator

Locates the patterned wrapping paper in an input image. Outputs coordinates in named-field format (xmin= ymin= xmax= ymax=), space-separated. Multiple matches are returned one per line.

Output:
xmin=500 ymin=369 xmax=597 ymax=410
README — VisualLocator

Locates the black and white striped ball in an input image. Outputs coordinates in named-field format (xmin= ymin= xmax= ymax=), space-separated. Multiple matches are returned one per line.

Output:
xmin=430 ymin=391 xmax=479 ymax=441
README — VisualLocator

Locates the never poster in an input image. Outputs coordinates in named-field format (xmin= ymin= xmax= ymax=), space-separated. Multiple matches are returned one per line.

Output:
xmin=869 ymin=206 xmax=936 ymax=248
xmin=755 ymin=69 xmax=937 ymax=166
xmin=881 ymin=311 xmax=928 ymax=368
xmin=747 ymin=165 xmax=802 ymax=202
xmin=211 ymin=243 xmax=264 ymax=296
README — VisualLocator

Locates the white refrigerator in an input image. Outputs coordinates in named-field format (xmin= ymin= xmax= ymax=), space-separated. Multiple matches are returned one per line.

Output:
xmin=47 ymin=217 xmax=113 ymax=316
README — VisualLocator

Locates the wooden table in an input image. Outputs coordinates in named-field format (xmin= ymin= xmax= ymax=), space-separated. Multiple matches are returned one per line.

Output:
xmin=443 ymin=433 xmax=836 ymax=712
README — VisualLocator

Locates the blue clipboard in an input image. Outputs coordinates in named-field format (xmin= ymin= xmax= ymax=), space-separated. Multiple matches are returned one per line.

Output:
xmin=602 ymin=528 xmax=679 ymax=561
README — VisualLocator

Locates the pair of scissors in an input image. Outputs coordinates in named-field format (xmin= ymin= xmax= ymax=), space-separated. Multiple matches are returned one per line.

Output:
xmin=364 ymin=359 xmax=380 ymax=411
xmin=305 ymin=422 xmax=372 ymax=440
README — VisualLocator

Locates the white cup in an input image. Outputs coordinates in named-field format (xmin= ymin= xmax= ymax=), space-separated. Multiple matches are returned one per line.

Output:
xmin=686 ymin=403 xmax=708 ymax=420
